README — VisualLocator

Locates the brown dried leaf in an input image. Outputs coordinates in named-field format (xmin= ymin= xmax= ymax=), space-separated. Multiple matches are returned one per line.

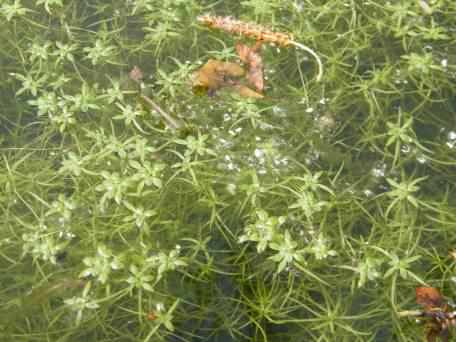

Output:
xmin=248 ymin=66 xmax=263 ymax=93
xmin=425 ymin=322 xmax=450 ymax=342
xmin=232 ymin=85 xmax=264 ymax=99
xmin=192 ymin=59 xmax=245 ymax=94
xmin=236 ymin=43 xmax=251 ymax=64
xmin=416 ymin=287 xmax=444 ymax=310
xmin=236 ymin=43 xmax=264 ymax=92
xmin=426 ymin=326 xmax=439 ymax=342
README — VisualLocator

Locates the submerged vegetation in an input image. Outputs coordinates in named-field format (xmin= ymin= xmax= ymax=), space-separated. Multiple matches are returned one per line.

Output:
xmin=0 ymin=0 xmax=455 ymax=341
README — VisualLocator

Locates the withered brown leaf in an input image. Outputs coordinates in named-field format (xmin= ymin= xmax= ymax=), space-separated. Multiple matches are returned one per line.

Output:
xmin=416 ymin=287 xmax=445 ymax=311
xmin=232 ymin=84 xmax=264 ymax=99
xmin=192 ymin=59 xmax=245 ymax=95
xmin=416 ymin=287 xmax=451 ymax=342
xmin=236 ymin=42 xmax=264 ymax=92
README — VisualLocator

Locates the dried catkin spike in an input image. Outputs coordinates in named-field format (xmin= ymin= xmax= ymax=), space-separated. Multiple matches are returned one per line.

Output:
xmin=197 ymin=14 xmax=294 ymax=47
xmin=197 ymin=14 xmax=323 ymax=81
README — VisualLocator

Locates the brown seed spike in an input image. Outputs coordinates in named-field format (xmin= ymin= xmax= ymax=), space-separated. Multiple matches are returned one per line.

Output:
xmin=197 ymin=14 xmax=294 ymax=47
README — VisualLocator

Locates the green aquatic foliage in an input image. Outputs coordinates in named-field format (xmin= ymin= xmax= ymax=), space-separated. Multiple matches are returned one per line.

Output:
xmin=0 ymin=0 xmax=456 ymax=341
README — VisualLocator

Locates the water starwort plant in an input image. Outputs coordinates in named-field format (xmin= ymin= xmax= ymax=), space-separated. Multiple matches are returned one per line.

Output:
xmin=1 ymin=1 xmax=455 ymax=341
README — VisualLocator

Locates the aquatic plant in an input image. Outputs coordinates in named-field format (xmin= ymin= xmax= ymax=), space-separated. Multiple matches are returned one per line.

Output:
xmin=0 ymin=1 xmax=455 ymax=341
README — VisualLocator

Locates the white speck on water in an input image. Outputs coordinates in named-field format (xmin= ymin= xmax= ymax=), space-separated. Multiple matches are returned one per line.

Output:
xmin=254 ymin=148 xmax=264 ymax=159
xmin=226 ymin=183 xmax=236 ymax=195
xmin=372 ymin=163 xmax=386 ymax=178
xmin=272 ymin=105 xmax=286 ymax=117
xmin=416 ymin=154 xmax=427 ymax=164
xmin=227 ymin=163 xmax=236 ymax=170
xmin=446 ymin=131 xmax=456 ymax=148
xmin=401 ymin=144 xmax=410 ymax=153
xmin=363 ymin=189 xmax=374 ymax=197
xmin=293 ymin=1 xmax=304 ymax=12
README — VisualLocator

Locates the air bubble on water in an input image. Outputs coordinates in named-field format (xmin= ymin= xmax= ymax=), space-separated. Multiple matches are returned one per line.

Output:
xmin=272 ymin=105 xmax=286 ymax=117
xmin=226 ymin=183 xmax=236 ymax=195
xmin=416 ymin=154 xmax=427 ymax=164
xmin=292 ymin=1 xmax=304 ymax=12
xmin=254 ymin=148 xmax=264 ymax=159
xmin=401 ymin=144 xmax=410 ymax=153
xmin=372 ymin=163 xmax=386 ymax=178
xmin=274 ymin=157 xmax=289 ymax=166
xmin=227 ymin=162 xmax=236 ymax=170
xmin=363 ymin=189 xmax=374 ymax=197
xmin=446 ymin=131 xmax=456 ymax=148
xmin=319 ymin=97 xmax=329 ymax=105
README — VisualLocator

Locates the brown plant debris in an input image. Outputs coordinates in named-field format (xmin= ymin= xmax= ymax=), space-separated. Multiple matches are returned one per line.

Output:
xmin=192 ymin=59 xmax=263 ymax=98
xmin=197 ymin=14 xmax=323 ymax=82
xmin=197 ymin=14 xmax=294 ymax=47
xmin=192 ymin=59 xmax=244 ymax=94
xmin=236 ymin=42 xmax=264 ymax=92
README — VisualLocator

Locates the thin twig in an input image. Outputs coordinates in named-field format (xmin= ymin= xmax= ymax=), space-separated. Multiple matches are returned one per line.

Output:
xmin=140 ymin=94 xmax=182 ymax=130
xmin=129 ymin=66 xmax=183 ymax=130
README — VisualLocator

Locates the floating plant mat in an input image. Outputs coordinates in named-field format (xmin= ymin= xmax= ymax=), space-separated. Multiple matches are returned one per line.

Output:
xmin=1 ymin=1 xmax=456 ymax=342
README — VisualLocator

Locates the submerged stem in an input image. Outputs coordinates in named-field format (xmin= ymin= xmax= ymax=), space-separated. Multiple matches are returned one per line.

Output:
xmin=290 ymin=41 xmax=323 ymax=82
